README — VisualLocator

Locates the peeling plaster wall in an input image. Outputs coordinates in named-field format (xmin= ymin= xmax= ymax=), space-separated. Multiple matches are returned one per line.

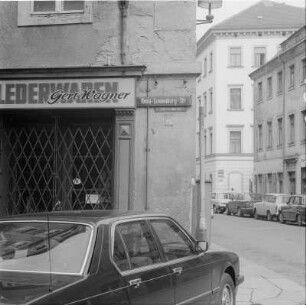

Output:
xmin=0 ymin=1 xmax=196 ymax=68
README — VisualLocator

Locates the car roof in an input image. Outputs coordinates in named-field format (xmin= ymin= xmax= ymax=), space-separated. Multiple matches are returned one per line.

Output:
xmin=0 ymin=210 xmax=169 ymax=225
xmin=264 ymin=193 xmax=290 ymax=196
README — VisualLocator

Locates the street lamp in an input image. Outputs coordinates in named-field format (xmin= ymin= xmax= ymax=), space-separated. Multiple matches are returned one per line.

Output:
xmin=197 ymin=0 xmax=223 ymax=25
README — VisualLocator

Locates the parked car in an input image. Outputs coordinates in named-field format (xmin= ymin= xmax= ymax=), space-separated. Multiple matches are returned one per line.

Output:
xmin=253 ymin=193 xmax=291 ymax=221
xmin=211 ymin=192 xmax=232 ymax=214
xmin=0 ymin=210 xmax=244 ymax=305
xmin=225 ymin=193 xmax=262 ymax=217
xmin=279 ymin=194 xmax=306 ymax=226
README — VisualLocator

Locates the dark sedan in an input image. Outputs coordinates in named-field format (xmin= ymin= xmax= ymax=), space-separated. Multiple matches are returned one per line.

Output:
xmin=0 ymin=210 xmax=243 ymax=305
xmin=279 ymin=195 xmax=306 ymax=226
xmin=225 ymin=193 xmax=262 ymax=217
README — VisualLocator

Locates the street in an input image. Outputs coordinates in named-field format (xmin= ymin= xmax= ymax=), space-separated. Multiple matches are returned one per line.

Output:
xmin=211 ymin=213 xmax=306 ymax=287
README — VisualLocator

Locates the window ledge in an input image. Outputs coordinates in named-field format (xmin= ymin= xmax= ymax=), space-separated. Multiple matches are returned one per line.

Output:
xmin=288 ymin=86 xmax=295 ymax=92
xmin=288 ymin=142 xmax=295 ymax=147
xmin=277 ymin=91 xmax=283 ymax=96
xmin=266 ymin=147 xmax=273 ymax=151
xmin=227 ymin=65 xmax=244 ymax=69
xmin=18 ymin=2 xmax=93 ymax=26
xmin=227 ymin=108 xmax=244 ymax=111
xmin=301 ymin=139 xmax=306 ymax=145
xmin=266 ymin=96 xmax=272 ymax=100
xmin=277 ymin=144 xmax=283 ymax=149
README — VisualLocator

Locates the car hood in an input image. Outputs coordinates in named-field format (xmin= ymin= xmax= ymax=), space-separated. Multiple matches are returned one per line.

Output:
xmin=0 ymin=271 xmax=82 ymax=305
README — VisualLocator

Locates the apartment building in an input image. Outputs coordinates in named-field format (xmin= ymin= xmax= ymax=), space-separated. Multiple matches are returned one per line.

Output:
xmin=196 ymin=0 xmax=305 ymax=193
xmin=250 ymin=26 xmax=306 ymax=195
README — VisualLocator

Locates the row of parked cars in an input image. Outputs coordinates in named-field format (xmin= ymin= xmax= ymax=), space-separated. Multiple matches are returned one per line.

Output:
xmin=211 ymin=192 xmax=306 ymax=226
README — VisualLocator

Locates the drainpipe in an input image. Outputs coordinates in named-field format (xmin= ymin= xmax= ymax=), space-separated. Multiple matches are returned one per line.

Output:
xmin=118 ymin=1 xmax=129 ymax=65
xmin=279 ymin=56 xmax=286 ymax=192
xmin=145 ymin=79 xmax=150 ymax=211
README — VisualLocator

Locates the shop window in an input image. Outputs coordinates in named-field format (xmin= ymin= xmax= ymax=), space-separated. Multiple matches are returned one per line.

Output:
xmin=18 ymin=0 xmax=92 ymax=26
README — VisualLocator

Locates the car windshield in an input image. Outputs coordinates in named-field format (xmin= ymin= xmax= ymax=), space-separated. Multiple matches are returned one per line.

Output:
xmin=0 ymin=221 xmax=93 ymax=275
xmin=214 ymin=193 xmax=229 ymax=199
xmin=277 ymin=196 xmax=291 ymax=204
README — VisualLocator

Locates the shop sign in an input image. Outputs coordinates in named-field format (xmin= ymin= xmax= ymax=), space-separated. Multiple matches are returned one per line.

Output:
xmin=0 ymin=78 xmax=135 ymax=109
xmin=137 ymin=96 xmax=191 ymax=107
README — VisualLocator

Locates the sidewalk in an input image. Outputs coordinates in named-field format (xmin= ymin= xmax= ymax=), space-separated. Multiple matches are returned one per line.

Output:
xmin=210 ymin=244 xmax=306 ymax=305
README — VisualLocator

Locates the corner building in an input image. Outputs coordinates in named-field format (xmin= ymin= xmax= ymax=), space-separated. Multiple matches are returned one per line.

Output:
xmin=0 ymin=1 xmax=199 ymax=227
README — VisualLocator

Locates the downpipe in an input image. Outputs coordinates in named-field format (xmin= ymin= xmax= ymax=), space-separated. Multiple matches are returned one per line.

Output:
xmin=118 ymin=1 xmax=129 ymax=65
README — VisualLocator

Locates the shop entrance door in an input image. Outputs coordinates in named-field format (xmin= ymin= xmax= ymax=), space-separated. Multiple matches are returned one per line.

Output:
xmin=2 ymin=112 xmax=114 ymax=215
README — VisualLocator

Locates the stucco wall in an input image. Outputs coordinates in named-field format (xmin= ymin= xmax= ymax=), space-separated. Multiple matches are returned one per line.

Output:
xmin=0 ymin=1 xmax=196 ymax=68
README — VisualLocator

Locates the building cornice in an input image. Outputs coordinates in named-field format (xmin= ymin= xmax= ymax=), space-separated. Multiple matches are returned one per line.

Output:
xmin=0 ymin=65 xmax=147 ymax=80
xmin=197 ymin=28 xmax=297 ymax=56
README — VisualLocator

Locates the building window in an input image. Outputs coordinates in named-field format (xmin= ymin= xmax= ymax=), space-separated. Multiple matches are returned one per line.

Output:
xmin=230 ymin=131 xmax=241 ymax=153
xmin=33 ymin=0 xmax=84 ymax=13
xmin=209 ymin=52 xmax=213 ymax=72
xmin=267 ymin=121 xmax=273 ymax=149
xmin=209 ymin=88 xmax=213 ymax=114
xmin=230 ymin=88 xmax=242 ymax=110
xmin=267 ymin=77 xmax=272 ymax=98
xmin=301 ymin=111 xmax=306 ymax=142
xmin=277 ymin=71 xmax=283 ymax=94
xmin=209 ymin=129 xmax=213 ymax=155
xmin=289 ymin=114 xmax=295 ymax=145
xmin=18 ymin=1 xmax=92 ymax=26
xmin=204 ymin=131 xmax=207 ymax=156
xmin=302 ymin=59 xmax=306 ymax=82
xmin=289 ymin=65 xmax=295 ymax=88
xmin=203 ymin=58 xmax=207 ymax=77
xmin=258 ymin=124 xmax=263 ymax=150
xmin=254 ymin=47 xmax=266 ymax=67
xmin=257 ymin=81 xmax=263 ymax=102
xmin=229 ymin=47 xmax=242 ymax=67
xmin=277 ymin=118 xmax=283 ymax=147
xmin=203 ymin=93 xmax=207 ymax=117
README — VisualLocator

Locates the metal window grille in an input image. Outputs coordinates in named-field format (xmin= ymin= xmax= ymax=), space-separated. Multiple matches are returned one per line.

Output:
xmin=2 ymin=115 xmax=113 ymax=214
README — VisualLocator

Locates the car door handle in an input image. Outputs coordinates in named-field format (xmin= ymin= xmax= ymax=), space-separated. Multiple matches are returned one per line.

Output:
xmin=129 ymin=278 xmax=141 ymax=288
xmin=172 ymin=267 xmax=183 ymax=275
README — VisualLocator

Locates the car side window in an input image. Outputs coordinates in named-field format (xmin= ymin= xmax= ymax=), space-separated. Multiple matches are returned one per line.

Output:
xmin=150 ymin=219 xmax=195 ymax=261
xmin=117 ymin=221 xmax=161 ymax=269
xmin=113 ymin=228 xmax=130 ymax=271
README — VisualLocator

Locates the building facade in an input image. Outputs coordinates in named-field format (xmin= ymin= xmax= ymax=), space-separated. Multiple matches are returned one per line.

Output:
xmin=250 ymin=26 xmax=306 ymax=195
xmin=196 ymin=1 xmax=305 ymax=194
xmin=0 ymin=1 xmax=200 ymax=228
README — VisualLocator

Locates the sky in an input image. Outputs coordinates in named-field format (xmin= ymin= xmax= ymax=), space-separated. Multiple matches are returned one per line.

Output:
xmin=196 ymin=0 xmax=306 ymax=40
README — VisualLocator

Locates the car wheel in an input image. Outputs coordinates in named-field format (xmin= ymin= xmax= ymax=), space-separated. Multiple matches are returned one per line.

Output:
xmin=225 ymin=206 xmax=230 ymax=215
xmin=254 ymin=209 xmax=258 ymax=219
xmin=267 ymin=211 xmax=272 ymax=221
xmin=217 ymin=273 xmax=235 ymax=305
xmin=279 ymin=212 xmax=286 ymax=224
xmin=297 ymin=215 xmax=303 ymax=226
xmin=237 ymin=208 xmax=243 ymax=217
